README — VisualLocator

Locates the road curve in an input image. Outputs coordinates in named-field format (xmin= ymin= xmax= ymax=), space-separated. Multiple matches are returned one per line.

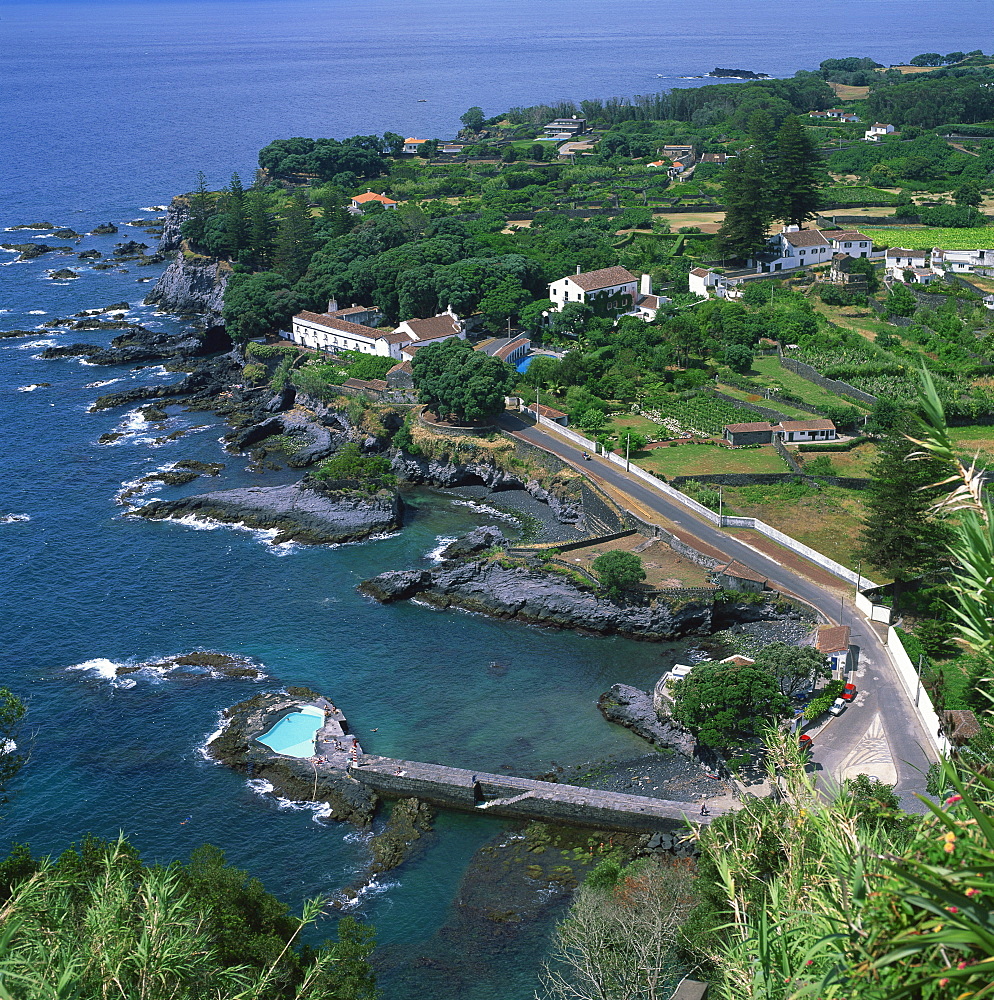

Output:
xmin=499 ymin=413 xmax=935 ymax=809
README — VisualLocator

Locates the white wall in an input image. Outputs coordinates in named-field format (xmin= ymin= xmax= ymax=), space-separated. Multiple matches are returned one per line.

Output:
xmin=887 ymin=627 xmax=950 ymax=756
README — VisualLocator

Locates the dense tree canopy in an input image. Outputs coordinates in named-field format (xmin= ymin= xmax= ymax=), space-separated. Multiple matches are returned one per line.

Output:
xmin=411 ymin=337 xmax=515 ymax=422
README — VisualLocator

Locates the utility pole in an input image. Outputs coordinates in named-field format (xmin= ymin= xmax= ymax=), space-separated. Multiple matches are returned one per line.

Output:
xmin=625 ymin=432 xmax=631 ymax=472
xmin=915 ymin=654 xmax=924 ymax=707
xmin=718 ymin=485 xmax=723 ymax=521
xmin=855 ymin=560 xmax=862 ymax=598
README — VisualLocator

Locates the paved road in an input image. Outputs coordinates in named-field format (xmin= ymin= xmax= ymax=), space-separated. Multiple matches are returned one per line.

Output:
xmin=499 ymin=414 xmax=935 ymax=809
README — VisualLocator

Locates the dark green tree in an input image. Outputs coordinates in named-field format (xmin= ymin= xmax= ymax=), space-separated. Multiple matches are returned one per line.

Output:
xmin=670 ymin=659 xmax=790 ymax=749
xmin=752 ymin=642 xmax=832 ymax=698
xmin=222 ymin=271 xmax=303 ymax=342
xmin=245 ymin=189 xmax=275 ymax=269
xmin=383 ymin=131 xmax=406 ymax=156
xmin=411 ymin=337 xmax=515 ymax=423
xmin=224 ymin=172 xmax=249 ymax=260
xmin=530 ymin=143 xmax=546 ymax=161
xmin=312 ymin=443 xmax=395 ymax=491
xmin=909 ymin=52 xmax=943 ymax=66
xmin=885 ymin=282 xmax=918 ymax=318
xmin=183 ymin=170 xmax=214 ymax=248
xmin=478 ymin=277 xmax=530 ymax=334
xmin=591 ymin=550 xmax=646 ymax=598
xmin=460 ymin=106 xmax=486 ymax=131
xmin=501 ymin=145 xmax=518 ymax=163
xmin=715 ymin=150 xmax=773 ymax=259
xmin=274 ymin=193 xmax=315 ymax=281
xmin=857 ymin=430 xmax=954 ymax=606
xmin=772 ymin=115 xmax=820 ymax=227
xmin=953 ymin=182 xmax=982 ymax=208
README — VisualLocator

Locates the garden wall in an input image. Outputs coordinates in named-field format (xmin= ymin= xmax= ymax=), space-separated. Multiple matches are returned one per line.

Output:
xmin=886 ymin=627 xmax=950 ymax=756
xmin=778 ymin=356 xmax=878 ymax=407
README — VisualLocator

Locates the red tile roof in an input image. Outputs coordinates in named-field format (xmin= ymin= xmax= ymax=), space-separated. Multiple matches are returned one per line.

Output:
xmin=818 ymin=625 xmax=851 ymax=654
xmin=566 ymin=266 xmax=637 ymax=291
xmin=781 ymin=229 xmax=830 ymax=248
xmin=830 ymin=230 xmax=870 ymax=242
xmin=352 ymin=191 xmax=398 ymax=206
xmin=531 ymin=403 xmax=567 ymax=419
xmin=725 ymin=422 xmax=774 ymax=433
xmin=777 ymin=419 xmax=836 ymax=432
xmin=720 ymin=560 xmax=767 ymax=584
xmin=690 ymin=267 xmax=710 ymax=277
xmin=295 ymin=311 xmax=381 ymax=339
xmin=403 ymin=314 xmax=461 ymax=340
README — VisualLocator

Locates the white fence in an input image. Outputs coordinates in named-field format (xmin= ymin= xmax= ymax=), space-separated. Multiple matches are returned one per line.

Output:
xmin=887 ymin=626 xmax=950 ymax=756
xmin=855 ymin=590 xmax=892 ymax=625
xmin=535 ymin=414 xmax=598 ymax=452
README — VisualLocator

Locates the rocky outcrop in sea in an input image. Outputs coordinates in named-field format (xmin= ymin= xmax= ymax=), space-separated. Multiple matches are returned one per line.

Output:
xmin=145 ymin=252 xmax=229 ymax=327
xmin=360 ymin=558 xmax=715 ymax=640
xmin=41 ymin=325 xmax=231 ymax=366
xmin=132 ymin=479 xmax=404 ymax=545
xmin=207 ymin=690 xmax=377 ymax=825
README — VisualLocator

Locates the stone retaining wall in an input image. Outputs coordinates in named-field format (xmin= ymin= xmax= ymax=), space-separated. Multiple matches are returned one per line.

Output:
xmin=778 ymin=356 xmax=878 ymax=407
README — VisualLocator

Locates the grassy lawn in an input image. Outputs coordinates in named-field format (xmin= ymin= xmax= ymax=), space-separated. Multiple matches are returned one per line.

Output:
xmin=800 ymin=440 xmax=879 ymax=477
xmin=635 ymin=443 xmax=788 ymax=477
xmin=716 ymin=383 xmax=814 ymax=420
xmin=565 ymin=533 xmax=712 ymax=588
xmin=947 ymin=424 xmax=994 ymax=466
xmin=748 ymin=355 xmax=871 ymax=411
xmin=859 ymin=226 xmax=994 ymax=250
xmin=722 ymin=480 xmax=870 ymax=570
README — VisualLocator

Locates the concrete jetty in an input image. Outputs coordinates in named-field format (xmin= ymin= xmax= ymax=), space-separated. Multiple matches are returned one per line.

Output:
xmin=349 ymin=755 xmax=723 ymax=832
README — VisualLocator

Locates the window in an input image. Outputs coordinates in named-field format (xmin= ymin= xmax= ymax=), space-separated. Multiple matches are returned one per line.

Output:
xmin=844 ymin=242 xmax=851 ymax=248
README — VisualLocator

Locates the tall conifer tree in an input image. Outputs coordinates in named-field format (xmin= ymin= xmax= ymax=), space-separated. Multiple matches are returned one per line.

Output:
xmin=772 ymin=115 xmax=820 ymax=227
xmin=715 ymin=150 xmax=773 ymax=260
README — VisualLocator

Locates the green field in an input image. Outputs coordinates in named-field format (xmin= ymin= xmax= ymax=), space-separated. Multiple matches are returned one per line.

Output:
xmin=860 ymin=226 xmax=994 ymax=250
xmin=747 ymin=356 xmax=870 ymax=411
xmin=716 ymin=383 xmax=815 ymax=420
xmin=636 ymin=443 xmax=789 ymax=477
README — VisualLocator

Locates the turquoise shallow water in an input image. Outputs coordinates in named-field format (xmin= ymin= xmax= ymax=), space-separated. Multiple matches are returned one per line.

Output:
xmin=1 ymin=1 xmax=990 ymax=995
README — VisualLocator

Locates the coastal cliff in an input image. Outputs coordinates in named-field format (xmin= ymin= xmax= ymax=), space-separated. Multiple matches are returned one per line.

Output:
xmin=145 ymin=252 xmax=229 ymax=326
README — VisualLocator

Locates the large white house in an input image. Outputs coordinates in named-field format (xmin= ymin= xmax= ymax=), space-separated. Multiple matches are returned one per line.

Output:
xmin=350 ymin=191 xmax=398 ymax=212
xmin=826 ymin=230 xmax=872 ymax=257
xmin=864 ymin=122 xmax=895 ymax=142
xmin=931 ymin=247 xmax=994 ymax=273
xmin=752 ymin=226 xmax=833 ymax=272
xmin=548 ymin=266 xmax=667 ymax=320
xmin=288 ymin=304 xmax=465 ymax=360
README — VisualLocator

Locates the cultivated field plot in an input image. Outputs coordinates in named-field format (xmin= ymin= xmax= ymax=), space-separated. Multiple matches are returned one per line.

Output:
xmin=860 ymin=227 xmax=994 ymax=250
xmin=717 ymin=383 xmax=814 ymax=420
xmin=748 ymin=356 xmax=870 ymax=411
xmin=636 ymin=443 xmax=788 ymax=478
xmin=639 ymin=393 xmax=761 ymax=437
xmin=800 ymin=441 xmax=879 ymax=478
xmin=948 ymin=424 xmax=994 ymax=466
xmin=565 ymin=533 xmax=713 ymax=589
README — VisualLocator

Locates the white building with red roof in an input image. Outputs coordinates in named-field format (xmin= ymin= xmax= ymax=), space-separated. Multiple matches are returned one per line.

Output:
xmin=548 ymin=266 xmax=668 ymax=321
xmin=826 ymin=230 xmax=872 ymax=257
xmin=350 ymin=190 xmax=399 ymax=212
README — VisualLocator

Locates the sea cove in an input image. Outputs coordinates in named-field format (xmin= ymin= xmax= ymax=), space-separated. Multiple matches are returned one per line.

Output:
xmin=2 ymin=2 xmax=993 ymax=998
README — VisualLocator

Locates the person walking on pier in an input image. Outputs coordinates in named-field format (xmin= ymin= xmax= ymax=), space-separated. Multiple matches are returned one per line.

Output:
xmin=700 ymin=802 xmax=709 ymax=817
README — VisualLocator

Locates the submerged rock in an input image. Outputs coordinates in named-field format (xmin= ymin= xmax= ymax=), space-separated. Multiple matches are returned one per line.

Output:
xmin=131 ymin=480 xmax=404 ymax=545
xmin=439 ymin=525 xmax=507 ymax=560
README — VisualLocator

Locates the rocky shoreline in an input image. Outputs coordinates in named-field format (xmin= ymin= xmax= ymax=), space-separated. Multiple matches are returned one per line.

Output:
xmin=131 ymin=479 xmax=404 ymax=545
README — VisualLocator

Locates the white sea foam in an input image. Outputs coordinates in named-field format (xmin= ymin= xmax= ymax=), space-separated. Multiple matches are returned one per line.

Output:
xmin=69 ymin=651 xmax=266 ymax=689
xmin=28 ymin=310 xmax=46 ymax=315
xmin=140 ymin=206 xmax=168 ymax=212
xmin=1 ymin=514 xmax=31 ymax=524
xmin=1 ymin=740 xmax=15 ymax=753
xmin=17 ymin=384 xmax=46 ymax=392
xmin=84 ymin=379 xmax=118 ymax=389
xmin=247 ymin=778 xmax=276 ymax=796
xmin=67 ymin=657 xmax=126 ymax=681
xmin=334 ymin=874 xmax=401 ymax=910
xmin=426 ymin=535 xmax=457 ymax=563
xmin=78 ymin=359 xmax=100 ymax=366
xmin=26 ymin=339 xmax=58 ymax=352
xmin=449 ymin=499 xmax=518 ymax=522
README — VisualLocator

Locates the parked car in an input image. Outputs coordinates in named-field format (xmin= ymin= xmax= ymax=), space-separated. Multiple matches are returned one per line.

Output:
xmin=828 ymin=698 xmax=846 ymax=717
xmin=798 ymin=733 xmax=813 ymax=751
xmin=842 ymin=683 xmax=857 ymax=702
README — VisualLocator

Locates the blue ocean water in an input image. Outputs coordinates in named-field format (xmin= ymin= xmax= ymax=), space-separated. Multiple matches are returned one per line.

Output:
xmin=1 ymin=2 xmax=990 ymax=995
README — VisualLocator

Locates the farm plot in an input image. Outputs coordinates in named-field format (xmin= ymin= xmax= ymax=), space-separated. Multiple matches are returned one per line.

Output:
xmin=638 ymin=392 xmax=761 ymax=438
xmin=636 ymin=443 xmax=788 ymax=478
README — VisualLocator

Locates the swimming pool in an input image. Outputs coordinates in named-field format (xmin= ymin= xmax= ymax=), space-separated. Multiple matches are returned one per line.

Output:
xmin=256 ymin=705 xmax=324 ymax=758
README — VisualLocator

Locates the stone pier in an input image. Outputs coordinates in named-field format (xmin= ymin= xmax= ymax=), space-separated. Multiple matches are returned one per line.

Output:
xmin=349 ymin=755 xmax=722 ymax=832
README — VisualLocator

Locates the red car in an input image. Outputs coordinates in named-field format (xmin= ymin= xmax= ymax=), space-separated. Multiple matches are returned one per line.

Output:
xmin=841 ymin=683 xmax=857 ymax=702
xmin=799 ymin=734 xmax=813 ymax=750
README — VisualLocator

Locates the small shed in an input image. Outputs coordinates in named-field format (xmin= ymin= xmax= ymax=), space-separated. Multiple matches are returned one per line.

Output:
xmin=715 ymin=560 xmax=767 ymax=593
xmin=524 ymin=402 xmax=568 ymax=426
xmin=817 ymin=625 xmax=851 ymax=674
xmin=942 ymin=709 xmax=981 ymax=749
xmin=723 ymin=421 xmax=774 ymax=446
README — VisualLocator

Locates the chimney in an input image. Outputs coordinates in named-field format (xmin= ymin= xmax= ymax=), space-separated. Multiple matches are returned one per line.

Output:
xmin=576 ymin=264 xmax=581 ymax=275
xmin=328 ymin=299 xmax=338 ymax=313
xmin=640 ymin=273 xmax=652 ymax=297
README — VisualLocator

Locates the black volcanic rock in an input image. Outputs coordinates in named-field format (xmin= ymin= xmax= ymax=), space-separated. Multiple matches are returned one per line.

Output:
xmin=131 ymin=481 xmax=404 ymax=545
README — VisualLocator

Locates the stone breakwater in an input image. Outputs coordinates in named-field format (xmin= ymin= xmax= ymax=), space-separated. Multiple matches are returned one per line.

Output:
xmin=132 ymin=481 xmax=404 ymax=545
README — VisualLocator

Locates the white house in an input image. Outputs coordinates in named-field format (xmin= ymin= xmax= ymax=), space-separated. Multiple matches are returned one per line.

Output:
xmin=402 ymin=138 xmax=428 ymax=154
xmin=864 ymin=122 xmax=895 ymax=142
xmin=350 ymin=191 xmax=399 ymax=212
xmin=288 ymin=306 xmax=465 ymax=361
xmin=826 ymin=230 xmax=872 ymax=257
xmin=818 ymin=625 xmax=851 ymax=675
xmin=984 ymin=294 xmax=994 ymax=311
xmin=755 ymin=226 xmax=833 ymax=272
xmin=886 ymin=247 xmax=929 ymax=281
xmin=931 ymin=247 xmax=994 ymax=273
xmin=549 ymin=265 xmax=638 ymax=316
xmin=689 ymin=267 xmax=743 ymax=300
xmin=774 ymin=419 xmax=837 ymax=443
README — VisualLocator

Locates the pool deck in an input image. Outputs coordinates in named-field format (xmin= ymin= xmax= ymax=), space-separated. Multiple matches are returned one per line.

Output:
xmin=310 ymin=696 xmax=363 ymax=765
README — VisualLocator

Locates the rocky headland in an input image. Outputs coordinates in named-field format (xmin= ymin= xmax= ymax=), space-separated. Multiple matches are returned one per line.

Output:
xmin=145 ymin=254 xmax=228 ymax=327
xmin=131 ymin=477 xmax=404 ymax=545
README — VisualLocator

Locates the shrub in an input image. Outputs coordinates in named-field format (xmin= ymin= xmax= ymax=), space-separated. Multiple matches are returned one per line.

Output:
xmin=312 ymin=443 xmax=396 ymax=492
xmin=591 ymin=550 xmax=646 ymax=598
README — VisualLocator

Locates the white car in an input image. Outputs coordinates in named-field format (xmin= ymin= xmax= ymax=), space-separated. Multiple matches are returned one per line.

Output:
xmin=828 ymin=698 xmax=846 ymax=717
